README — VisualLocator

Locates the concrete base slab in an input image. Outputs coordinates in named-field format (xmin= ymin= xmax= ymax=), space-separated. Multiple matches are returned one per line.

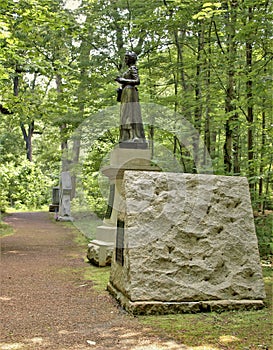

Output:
xmin=107 ymin=282 xmax=264 ymax=315
xmin=57 ymin=216 xmax=74 ymax=222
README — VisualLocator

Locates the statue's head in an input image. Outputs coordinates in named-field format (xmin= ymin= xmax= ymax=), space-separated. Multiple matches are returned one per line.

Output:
xmin=125 ymin=51 xmax=137 ymax=64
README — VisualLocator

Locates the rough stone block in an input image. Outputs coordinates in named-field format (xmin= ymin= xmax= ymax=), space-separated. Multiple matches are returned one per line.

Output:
xmin=87 ymin=240 xmax=113 ymax=267
xmin=108 ymin=171 xmax=266 ymax=314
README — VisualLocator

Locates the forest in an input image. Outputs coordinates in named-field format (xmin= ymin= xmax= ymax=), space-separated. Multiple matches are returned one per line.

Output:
xmin=0 ymin=0 xmax=272 ymax=255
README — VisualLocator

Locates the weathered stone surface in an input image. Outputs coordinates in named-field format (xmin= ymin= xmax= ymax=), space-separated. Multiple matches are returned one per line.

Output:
xmin=108 ymin=171 xmax=265 ymax=313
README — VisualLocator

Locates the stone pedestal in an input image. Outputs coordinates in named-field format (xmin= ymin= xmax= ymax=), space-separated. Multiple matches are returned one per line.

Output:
xmin=87 ymin=147 xmax=160 ymax=267
xmin=107 ymin=171 xmax=266 ymax=314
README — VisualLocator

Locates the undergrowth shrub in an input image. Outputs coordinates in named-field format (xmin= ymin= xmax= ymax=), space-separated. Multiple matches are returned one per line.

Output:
xmin=255 ymin=213 xmax=273 ymax=260
xmin=0 ymin=161 xmax=54 ymax=211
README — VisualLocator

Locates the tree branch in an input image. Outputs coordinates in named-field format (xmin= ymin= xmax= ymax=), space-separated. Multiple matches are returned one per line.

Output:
xmin=213 ymin=20 xmax=225 ymax=55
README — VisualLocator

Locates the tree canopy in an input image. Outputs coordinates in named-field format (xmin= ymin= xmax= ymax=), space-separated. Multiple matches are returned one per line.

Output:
xmin=0 ymin=0 xmax=272 ymax=215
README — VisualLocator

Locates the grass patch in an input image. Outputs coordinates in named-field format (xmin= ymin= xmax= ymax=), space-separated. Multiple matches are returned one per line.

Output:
xmin=73 ymin=233 xmax=90 ymax=246
xmin=72 ymin=217 xmax=102 ymax=240
xmin=55 ymin=263 xmax=110 ymax=293
xmin=83 ymin=264 xmax=111 ymax=292
xmin=0 ymin=218 xmax=14 ymax=238
xmin=5 ymin=206 xmax=49 ymax=213
xmin=57 ymin=219 xmax=111 ymax=292
xmin=139 ymin=267 xmax=272 ymax=350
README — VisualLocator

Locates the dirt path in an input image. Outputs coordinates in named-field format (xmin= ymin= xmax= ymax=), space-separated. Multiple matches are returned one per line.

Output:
xmin=0 ymin=212 xmax=183 ymax=350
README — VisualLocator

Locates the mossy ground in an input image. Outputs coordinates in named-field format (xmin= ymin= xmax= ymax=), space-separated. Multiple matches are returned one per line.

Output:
xmin=72 ymin=223 xmax=272 ymax=350
xmin=81 ymin=259 xmax=272 ymax=349
xmin=0 ymin=217 xmax=14 ymax=238
xmin=139 ymin=266 xmax=272 ymax=350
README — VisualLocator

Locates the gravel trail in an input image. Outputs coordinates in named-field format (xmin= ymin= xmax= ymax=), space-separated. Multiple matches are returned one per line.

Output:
xmin=0 ymin=212 xmax=183 ymax=350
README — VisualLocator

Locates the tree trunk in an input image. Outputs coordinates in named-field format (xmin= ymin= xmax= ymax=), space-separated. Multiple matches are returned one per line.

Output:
xmin=223 ymin=0 xmax=238 ymax=174
xmin=20 ymin=122 xmax=34 ymax=162
xmin=204 ymin=20 xmax=213 ymax=165
xmin=246 ymin=6 xmax=255 ymax=190
xmin=193 ymin=26 xmax=204 ymax=173
xmin=173 ymin=29 xmax=191 ymax=121
xmin=14 ymin=68 xmax=34 ymax=162
xmin=259 ymin=108 xmax=266 ymax=213
xmin=55 ymin=74 xmax=69 ymax=171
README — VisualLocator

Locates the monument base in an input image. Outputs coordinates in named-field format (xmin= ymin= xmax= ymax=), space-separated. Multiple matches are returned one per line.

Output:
xmin=58 ymin=215 xmax=74 ymax=222
xmin=87 ymin=146 xmax=160 ymax=267
xmin=109 ymin=171 xmax=266 ymax=315
xmin=107 ymin=282 xmax=264 ymax=315
xmin=119 ymin=141 xmax=148 ymax=149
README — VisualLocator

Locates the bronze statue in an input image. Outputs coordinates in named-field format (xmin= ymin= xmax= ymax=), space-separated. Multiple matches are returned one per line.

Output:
xmin=115 ymin=51 xmax=147 ymax=148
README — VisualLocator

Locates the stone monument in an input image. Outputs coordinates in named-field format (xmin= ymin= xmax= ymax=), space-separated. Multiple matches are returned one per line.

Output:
xmin=107 ymin=171 xmax=266 ymax=314
xmin=49 ymin=186 xmax=59 ymax=220
xmin=58 ymin=171 xmax=73 ymax=222
xmin=87 ymin=51 xmax=160 ymax=266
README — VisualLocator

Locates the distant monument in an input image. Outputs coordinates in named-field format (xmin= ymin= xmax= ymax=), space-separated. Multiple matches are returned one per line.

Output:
xmin=49 ymin=186 xmax=59 ymax=220
xmin=58 ymin=171 xmax=73 ymax=222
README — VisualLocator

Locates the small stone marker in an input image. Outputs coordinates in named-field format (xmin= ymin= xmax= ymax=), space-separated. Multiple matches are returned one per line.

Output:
xmin=107 ymin=171 xmax=266 ymax=314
